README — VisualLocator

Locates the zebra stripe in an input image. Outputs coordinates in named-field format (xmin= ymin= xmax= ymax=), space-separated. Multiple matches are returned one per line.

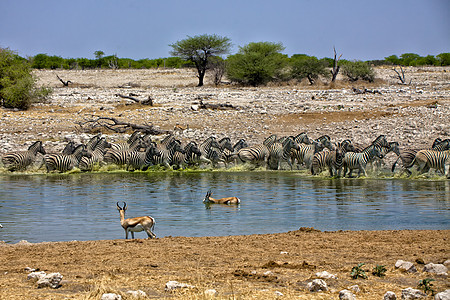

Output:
xmin=104 ymin=138 xmax=145 ymax=166
xmin=151 ymin=139 xmax=183 ymax=168
xmin=44 ymin=144 xmax=91 ymax=173
xmin=290 ymin=140 xmax=324 ymax=170
xmin=311 ymin=141 xmax=350 ymax=176
xmin=237 ymin=144 xmax=270 ymax=167
xmin=2 ymin=141 xmax=46 ymax=171
xmin=223 ymin=139 xmax=248 ymax=165
xmin=171 ymin=141 xmax=202 ymax=169
xmin=110 ymin=131 xmax=142 ymax=151
xmin=79 ymin=138 xmax=112 ymax=171
xmin=267 ymin=137 xmax=299 ymax=170
xmin=411 ymin=150 xmax=450 ymax=177
xmin=126 ymin=143 xmax=157 ymax=171
xmin=343 ymin=144 xmax=383 ymax=177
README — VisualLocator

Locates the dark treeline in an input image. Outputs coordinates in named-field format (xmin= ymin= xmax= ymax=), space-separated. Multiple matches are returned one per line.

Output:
xmin=26 ymin=52 xmax=450 ymax=70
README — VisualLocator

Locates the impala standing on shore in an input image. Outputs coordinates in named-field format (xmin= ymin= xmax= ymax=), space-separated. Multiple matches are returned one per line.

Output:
xmin=203 ymin=190 xmax=240 ymax=205
xmin=116 ymin=202 xmax=156 ymax=239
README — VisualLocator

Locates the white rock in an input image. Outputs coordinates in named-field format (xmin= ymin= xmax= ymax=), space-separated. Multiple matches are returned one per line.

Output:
xmin=36 ymin=272 xmax=63 ymax=289
xmin=444 ymin=260 xmax=450 ymax=267
xmin=274 ymin=290 xmax=283 ymax=296
xmin=315 ymin=270 xmax=337 ymax=279
xmin=348 ymin=284 xmax=360 ymax=293
xmin=384 ymin=291 xmax=397 ymax=300
xmin=307 ymin=279 xmax=328 ymax=292
xmin=434 ymin=289 xmax=450 ymax=300
xmin=204 ymin=289 xmax=218 ymax=296
xmin=423 ymin=263 xmax=448 ymax=275
xmin=401 ymin=287 xmax=427 ymax=299
xmin=165 ymin=280 xmax=195 ymax=291
xmin=395 ymin=260 xmax=417 ymax=273
xmin=126 ymin=290 xmax=147 ymax=298
xmin=27 ymin=271 xmax=46 ymax=281
xmin=339 ymin=289 xmax=356 ymax=300
xmin=101 ymin=293 xmax=122 ymax=300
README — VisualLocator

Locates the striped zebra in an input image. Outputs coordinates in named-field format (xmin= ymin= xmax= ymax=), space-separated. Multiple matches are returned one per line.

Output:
xmin=151 ymin=139 xmax=183 ymax=168
xmin=342 ymin=144 xmax=384 ymax=177
xmin=171 ymin=141 xmax=202 ymax=169
xmin=79 ymin=137 xmax=112 ymax=171
xmin=316 ymin=135 xmax=335 ymax=151
xmin=294 ymin=132 xmax=312 ymax=145
xmin=110 ymin=130 xmax=142 ymax=151
xmin=263 ymin=134 xmax=278 ymax=147
xmin=267 ymin=137 xmax=300 ymax=170
xmin=236 ymin=143 xmax=270 ymax=167
xmin=311 ymin=141 xmax=353 ymax=177
xmin=371 ymin=141 xmax=401 ymax=172
xmin=2 ymin=141 xmax=46 ymax=171
xmin=223 ymin=139 xmax=248 ymax=165
xmin=409 ymin=150 xmax=450 ymax=177
xmin=44 ymin=144 xmax=92 ymax=173
xmin=125 ymin=142 xmax=158 ymax=171
xmin=352 ymin=135 xmax=390 ymax=153
xmin=198 ymin=136 xmax=221 ymax=165
xmin=104 ymin=137 xmax=145 ymax=167
xmin=290 ymin=140 xmax=325 ymax=170
xmin=392 ymin=138 xmax=450 ymax=175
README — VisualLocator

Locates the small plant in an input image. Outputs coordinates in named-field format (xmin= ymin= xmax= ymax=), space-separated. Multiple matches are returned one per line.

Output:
xmin=372 ymin=264 xmax=387 ymax=277
xmin=418 ymin=278 xmax=435 ymax=295
xmin=351 ymin=263 xmax=368 ymax=279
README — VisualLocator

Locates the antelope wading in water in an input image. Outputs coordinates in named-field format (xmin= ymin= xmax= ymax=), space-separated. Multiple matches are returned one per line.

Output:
xmin=116 ymin=202 xmax=156 ymax=239
xmin=203 ymin=190 xmax=240 ymax=205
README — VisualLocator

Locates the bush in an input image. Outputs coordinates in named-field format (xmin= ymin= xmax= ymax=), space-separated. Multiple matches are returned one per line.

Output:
xmin=0 ymin=48 xmax=51 ymax=110
xmin=342 ymin=60 xmax=375 ymax=82
xmin=290 ymin=55 xmax=329 ymax=84
xmin=226 ymin=42 xmax=288 ymax=86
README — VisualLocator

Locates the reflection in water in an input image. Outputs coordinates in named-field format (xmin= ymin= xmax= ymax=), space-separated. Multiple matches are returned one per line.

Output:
xmin=0 ymin=172 xmax=449 ymax=243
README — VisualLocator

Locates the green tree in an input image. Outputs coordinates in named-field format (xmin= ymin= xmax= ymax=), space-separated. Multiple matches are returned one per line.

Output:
xmin=290 ymin=55 xmax=329 ymax=84
xmin=342 ymin=60 xmax=375 ymax=82
xmin=436 ymin=53 xmax=450 ymax=66
xmin=400 ymin=53 xmax=420 ymax=66
xmin=169 ymin=34 xmax=232 ymax=86
xmin=385 ymin=55 xmax=401 ymax=65
xmin=0 ymin=48 xmax=51 ymax=109
xmin=226 ymin=42 xmax=287 ymax=86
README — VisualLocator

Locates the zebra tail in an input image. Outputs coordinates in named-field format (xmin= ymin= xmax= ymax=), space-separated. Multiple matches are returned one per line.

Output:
xmin=391 ymin=156 xmax=400 ymax=172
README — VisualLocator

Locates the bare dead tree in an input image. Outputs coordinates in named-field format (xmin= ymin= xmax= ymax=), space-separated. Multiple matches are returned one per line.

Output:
xmin=331 ymin=47 xmax=342 ymax=82
xmin=56 ymin=74 xmax=72 ymax=87
xmin=108 ymin=55 xmax=118 ymax=69
xmin=76 ymin=116 xmax=170 ymax=134
xmin=115 ymin=93 xmax=153 ymax=106
xmin=393 ymin=66 xmax=411 ymax=85
xmin=208 ymin=57 xmax=227 ymax=86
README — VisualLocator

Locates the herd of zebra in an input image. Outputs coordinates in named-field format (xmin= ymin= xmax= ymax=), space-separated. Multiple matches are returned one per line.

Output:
xmin=1 ymin=130 xmax=450 ymax=178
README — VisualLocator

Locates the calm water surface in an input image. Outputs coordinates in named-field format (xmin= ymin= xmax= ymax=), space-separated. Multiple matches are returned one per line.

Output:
xmin=0 ymin=172 xmax=449 ymax=243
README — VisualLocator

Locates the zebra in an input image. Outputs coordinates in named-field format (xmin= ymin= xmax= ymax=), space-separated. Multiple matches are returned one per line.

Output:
xmin=198 ymin=136 xmax=221 ymax=165
xmin=79 ymin=137 xmax=112 ymax=171
xmin=171 ymin=141 xmax=202 ymax=169
xmin=236 ymin=143 xmax=270 ymax=168
xmin=409 ymin=150 xmax=450 ymax=177
xmin=223 ymin=139 xmax=248 ymax=165
xmin=151 ymin=139 xmax=183 ymax=168
xmin=263 ymin=134 xmax=278 ymax=147
xmin=352 ymin=134 xmax=390 ymax=153
xmin=267 ymin=137 xmax=300 ymax=170
xmin=44 ymin=144 xmax=92 ymax=173
xmin=391 ymin=138 xmax=450 ymax=175
xmin=342 ymin=144 xmax=384 ymax=177
xmin=2 ymin=141 xmax=46 ymax=171
xmin=294 ymin=132 xmax=312 ymax=145
xmin=125 ymin=142 xmax=158 ymax=171
xmin=104 ymin=137 xmax=145 ymax=167
xmin=370 ymin=141 xmax=401 ymax=172
xmin=110 ymin=130 xmax=142 ymax=151
xmin=311 ymin=141 xmax=353 ymax=177
xmin=316 ymin=135 xmax=335 ymax=151
xmin=290 ymin=140 xmax=324 ymax=170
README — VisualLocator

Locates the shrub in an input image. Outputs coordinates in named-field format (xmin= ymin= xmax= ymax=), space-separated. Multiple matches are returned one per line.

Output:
xmin=0 ymin=48 xmax=51 ymax=110
xmin=350 ymin=263 xmax=368 ymax=279
xmin=290 ymin=55 xmax=329 ymax=84
xmin=342 ymin=60 xmax=375 ymax=82
xmin=418 ymin=278 xmax=435 ymax=295
xmin=226 ymin=42 xmax=288 ymax=86
xmin=372 ymin=264 xmax=387 ymax=277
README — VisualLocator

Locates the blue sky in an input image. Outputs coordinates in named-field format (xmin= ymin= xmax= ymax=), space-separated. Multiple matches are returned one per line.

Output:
xmin=1 ymin=0 xmax=449 ymax=60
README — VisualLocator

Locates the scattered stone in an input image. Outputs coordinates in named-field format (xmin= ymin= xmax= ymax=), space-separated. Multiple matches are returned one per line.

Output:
xmin=395 ymin=260 xmax=417 ymax=273
xmin=384 ymin=291 xmax=397 ymax=300
xmin=204 ymin=289 xmax=218 ymax=297
xmin=165 ymin=280 xmax=195 ymax=291
xmin=126 ymin=290 xmax=147 ymax=298
xmin=444 ymin=260 xmax=450 ymax=267
xmin=27 ymin=271 xmax=46 ymax=281
xmin=101 ymin=293 xmax=122 ymax=300
xmin=307 ymin=279 xmax=328 ymax=292
xmin=274 ymin=290 xmax=283 ymax=296
xmin=16 ymin=240 xmax=32 ymax=246
xmin=339 ymin=289 xmax=356 ymax=300
xmin=280 ymin=251 xmax=288 ymax=255
xmin=348 ymin=285 xmax=360 ymax=293
xmin=36 ymin=272 xmax=63 ymax=289
xmin=434 ymin=289 xmax=450 ymax=300
xmin=423 ymin=263 xmax=448 ymax=276
xmin=401 ymin=287 xmax=427 ymax=299
xmin=315 ymin=270 xmax=337 ymax=279
xmin=24 ymin=267 xmax=39 ymax=273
